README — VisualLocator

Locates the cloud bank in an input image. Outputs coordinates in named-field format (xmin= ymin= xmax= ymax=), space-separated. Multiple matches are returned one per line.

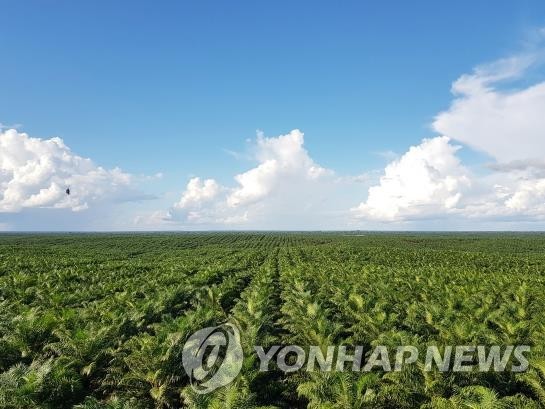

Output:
xmin=156 ymin=44 xmax=545 ymax=229
xmin=161 ymin=129 xmax=343 ymax=228
xmin=161 ymin=38 xmax=545 ymax=229
xmin=0 ymin=129 xmax=145 ymax=214
xmin=5 ymin=32 xmax=545 ymax=230
xmin=433 ymin=54 xmax=545 ymax=163
xmin=352 ymin=136 xmax=470 ymax=221
xmin=353 ymin=38 xmax=545 ymax=224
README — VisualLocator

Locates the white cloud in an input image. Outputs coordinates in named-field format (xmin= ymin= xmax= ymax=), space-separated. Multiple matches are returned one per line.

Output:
xmin=227 ymin=129 xmax=330 ymax=207
xmin=428 ymin=37 xmax=545 ymax=223
xmin=457 ymin=170 xmax=545 ymax=220
xmin=433 ymin=52 xmax=545 ymax=163
xmin=0 ymin=128 xmax=144 ymax=213
xmin=354 ymin=36 xmax=545 ymax=224
xmin=165 ymin=129 xmax=339 ymax=227
xmin=505 ymin=179 xmax=545 ymax=213
xmin=133 ymin=40 xmax=545 ymax=229
xmin=132 ymin=210 xmax=174 ymax=228
xmin=174 ymin=177 xmax=222 ymax=209
xmin=352 ymin=136 xmax=470 ymax=221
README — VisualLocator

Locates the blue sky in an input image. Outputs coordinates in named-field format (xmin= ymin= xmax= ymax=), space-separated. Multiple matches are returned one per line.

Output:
xmin=2 ymin=1 xmax=545 ymax=230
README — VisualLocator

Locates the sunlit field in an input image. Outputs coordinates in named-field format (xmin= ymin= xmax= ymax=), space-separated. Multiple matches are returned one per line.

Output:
xmin=1 ymin=233 xmax=545 ymax=408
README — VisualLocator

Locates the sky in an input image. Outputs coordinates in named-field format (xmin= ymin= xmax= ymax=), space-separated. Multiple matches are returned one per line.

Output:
xmin=2 ymin=1 xmax=545 ymax=230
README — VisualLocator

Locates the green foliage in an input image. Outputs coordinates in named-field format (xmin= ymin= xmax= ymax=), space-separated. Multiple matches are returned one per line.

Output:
xmin=0 ymin=232 xmax=544 ymax=407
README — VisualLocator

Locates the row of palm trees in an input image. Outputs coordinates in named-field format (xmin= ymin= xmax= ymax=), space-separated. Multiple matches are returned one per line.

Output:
xmin=1 ymin=233 xmax=545 ymax=407
xmin=0 ymin=235 xmax=271 ymax=407
xmin=268 ymin=240 xmax=545 ymax=408
xmin=181 ymin=250 xmax=283 ymax=408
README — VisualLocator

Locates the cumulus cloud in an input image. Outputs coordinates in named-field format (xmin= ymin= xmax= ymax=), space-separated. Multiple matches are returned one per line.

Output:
xmin=457 ymin=169 xmax=545 ymax=220
xmin=355 ymin=35 xmax=545 ymax=224
xmin=352 ymin=136 xmax=470 ymax=221
xmin=166 ymin=129 xmax=337 ymax=227
xmin=0 ymin=128 xmax=145 ymax=213
xmin=174 ymin=177 xmax=222 ymax=209
xmin=429 ymin=36 xmax=545 ymax=223
xmin=227 ymin=130 xmax=330 ymax=207
xmin=433 ymin=50 xmax=545 ymax=163
xmin=505 ymin=179 xmax=545 ymax=213
xmin=135 ymin=31 xmax=545 ymax=229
